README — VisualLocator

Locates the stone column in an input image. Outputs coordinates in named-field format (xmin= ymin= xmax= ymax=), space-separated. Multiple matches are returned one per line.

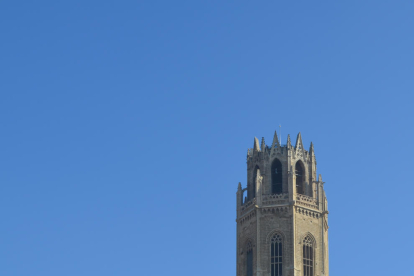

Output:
xmin=256 ymin=174 xmax=263 ymax=276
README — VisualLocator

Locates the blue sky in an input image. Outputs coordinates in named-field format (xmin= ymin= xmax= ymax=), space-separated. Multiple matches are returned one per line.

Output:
xmin=1 ymin=1 xmax=413 ymax=275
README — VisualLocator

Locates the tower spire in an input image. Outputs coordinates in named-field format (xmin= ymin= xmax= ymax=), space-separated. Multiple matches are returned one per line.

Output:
xmin=309 ymin=142 xmax=315 ymax=156
xmin=253 ymin=137 xmax=260 ymax=152
xmin=261 ymin=137 xmax=265 ymax=152
xmin=286 ymin=134 xmax=292 ymax=149
xmin=295 ymin=132 xmax=304 ymax=150
xmin=272 ymin=130 xmax=280 ymax=149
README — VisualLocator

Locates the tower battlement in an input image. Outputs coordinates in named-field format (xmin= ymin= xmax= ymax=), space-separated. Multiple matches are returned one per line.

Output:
xmin=247 ymin=132 xmax=313 ymax=161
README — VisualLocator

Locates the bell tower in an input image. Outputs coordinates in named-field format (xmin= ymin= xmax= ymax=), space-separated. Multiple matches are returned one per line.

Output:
xmin=236 ymin=131 xmax=329 ymax=276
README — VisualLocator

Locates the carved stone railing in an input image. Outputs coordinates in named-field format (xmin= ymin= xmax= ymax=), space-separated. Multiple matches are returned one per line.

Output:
xmin=296 ymin=194 xmax=318 ymax=210
xmin=241 ymin=198 xmax=256 ymax=215
xmin=262 ymin=193 xmax=289 ymax=206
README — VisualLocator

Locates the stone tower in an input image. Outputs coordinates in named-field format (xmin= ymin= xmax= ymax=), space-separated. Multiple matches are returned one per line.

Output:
xmin=236 ymin=131 xmax=329 ymax=276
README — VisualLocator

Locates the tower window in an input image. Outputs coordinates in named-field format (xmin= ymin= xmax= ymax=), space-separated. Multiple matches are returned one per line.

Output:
xmin=246 ymin=241 xmax=253 ymax=276
xmin=271 ymin=159 xmax=283 ymax=194
xmin=271 ymin=233 xmax=283 ymax=276
xmin=303 ymin=235 xmax=314 ymax=276
xmin=295 ymin=161 xmax=304 ymax=195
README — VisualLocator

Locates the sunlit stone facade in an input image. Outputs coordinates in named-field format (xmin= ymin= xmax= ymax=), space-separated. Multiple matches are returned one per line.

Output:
xmin=236 ymin=132 xmax=329 ymax=276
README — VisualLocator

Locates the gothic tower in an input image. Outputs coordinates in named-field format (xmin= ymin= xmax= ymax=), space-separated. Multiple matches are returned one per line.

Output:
xmin=236 ymin=131 xmax=329 ymax=276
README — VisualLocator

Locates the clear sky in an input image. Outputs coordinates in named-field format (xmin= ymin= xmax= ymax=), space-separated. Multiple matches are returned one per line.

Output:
xmin=1 ymin=1 xmax=413 ymax=276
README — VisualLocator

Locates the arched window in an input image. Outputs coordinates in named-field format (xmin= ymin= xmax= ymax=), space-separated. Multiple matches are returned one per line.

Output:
xmin=295 ymin=161 xmax=304 ymax=195
xmin=246 ymin=241 xmax=253 ymax=276
xmin=271 ymin=159 xmax=283 ymax=194
xmin=251 ymin=166 xmax=260 ymax=199
xmin=303 ymin=235 xmax=314 ymax=276
xmin=270 ymin=233 xmax=283 ymax=276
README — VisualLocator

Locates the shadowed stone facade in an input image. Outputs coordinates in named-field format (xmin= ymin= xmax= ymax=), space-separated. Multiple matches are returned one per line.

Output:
xmin=236 ymin=132 xmax=329 ymax=276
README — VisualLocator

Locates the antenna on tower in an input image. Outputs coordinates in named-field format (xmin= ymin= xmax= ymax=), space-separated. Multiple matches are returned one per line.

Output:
xmin=279 ymin=124 xmax=282 ymax=145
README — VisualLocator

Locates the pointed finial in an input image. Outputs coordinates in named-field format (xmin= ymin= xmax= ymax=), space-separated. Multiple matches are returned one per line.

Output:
xmin=279 ymin=124 xmax=282 ymax=145
xmin=272 ymin=131 xmax=280 ymax=149
xmin=295 ymin=132 xmax=303 ymax=150
xmin=319 ymin=174 xmax=323 ymax=182
xmin=286 ymin=134 xmax=292 ymax=148
xmin=261 ymin=137 xmax=265 ymax=152
xmin=238 ymin=182 xmax=242 ymax=191
xmin=309 ymin=142 xmax=314 ymax=155
xmin=253 ymin=137 xmax=260 ymax=152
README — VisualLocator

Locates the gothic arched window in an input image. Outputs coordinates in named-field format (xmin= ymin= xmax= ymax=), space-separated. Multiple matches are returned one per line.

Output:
xmin=303 ymin=235 xmax=314 ymax=276
xmin=246 ymin=241 xmax=253 ymax=276
xmin=270 ymin=233 xmax=283 ymax=276
xmin=271 ymin=159 xmax=283 ymax=194
xmin=295 ymin=161 xmax=304 ymax=195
